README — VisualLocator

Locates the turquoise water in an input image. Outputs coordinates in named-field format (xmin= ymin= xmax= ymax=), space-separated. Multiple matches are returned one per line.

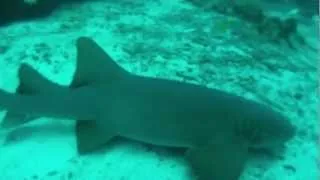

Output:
xmin=0 ymin=0 xmax=318 ymax=179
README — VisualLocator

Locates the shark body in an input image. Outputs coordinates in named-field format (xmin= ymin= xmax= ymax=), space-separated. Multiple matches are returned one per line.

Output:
xmin=0 ymin=37 xmax=296 ymax=180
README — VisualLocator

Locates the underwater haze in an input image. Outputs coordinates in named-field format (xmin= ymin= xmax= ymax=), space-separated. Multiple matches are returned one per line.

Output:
xmin=0 ymin=0 xmax=318 ymax=179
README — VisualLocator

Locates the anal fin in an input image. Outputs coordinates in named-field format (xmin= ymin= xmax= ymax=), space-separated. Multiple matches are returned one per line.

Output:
xmin=186 ymin=141 xmax=248 ymax=180
xmin=76 ymin=120 xmax=114 ymax=155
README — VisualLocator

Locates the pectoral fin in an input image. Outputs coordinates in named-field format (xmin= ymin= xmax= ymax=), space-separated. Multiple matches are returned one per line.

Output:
xmin=75 ymin=120 xmax=115 ymax=155
xmin=185 ymin=141 xmax=248 ymax=180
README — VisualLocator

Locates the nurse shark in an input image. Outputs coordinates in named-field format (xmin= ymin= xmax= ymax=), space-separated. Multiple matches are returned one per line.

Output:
xmin=0 ymin=37 xmax=295 ymax=180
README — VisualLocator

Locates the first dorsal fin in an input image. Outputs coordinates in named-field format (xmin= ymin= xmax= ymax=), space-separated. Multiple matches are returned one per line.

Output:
xmin=71 ymin=37 xmax=128 ymax=154
xmin=70 ymin=37 xmax=128 ymax=88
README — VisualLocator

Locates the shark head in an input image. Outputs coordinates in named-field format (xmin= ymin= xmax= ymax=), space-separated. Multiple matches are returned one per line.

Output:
xmin=235 ymin=101 xmax=296 ymax=149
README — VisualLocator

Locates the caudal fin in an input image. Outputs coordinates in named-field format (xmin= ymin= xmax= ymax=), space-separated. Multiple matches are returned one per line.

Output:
xmin=1 ymin=64 xmax=64 ymax=128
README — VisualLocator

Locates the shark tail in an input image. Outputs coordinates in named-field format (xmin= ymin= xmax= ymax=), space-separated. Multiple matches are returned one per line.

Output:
xmin=1 ymin=64 xmax=65 ymax=128
xmin=1 ymin=37 xmax=128 ymax=154
xmin=1 ymin=36 xmax=128 ymax=129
